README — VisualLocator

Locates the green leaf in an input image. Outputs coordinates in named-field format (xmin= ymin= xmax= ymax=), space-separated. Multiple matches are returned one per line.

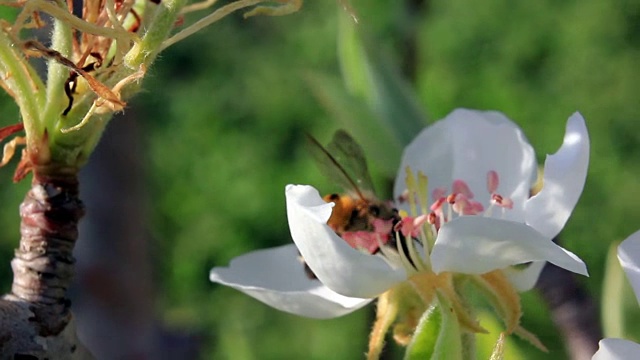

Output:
xmin=336 ymin=3 xmax=370 ymax=101
xmin=602 ymin=241 xmax=625 ymax=338
xmin=336 ymin=5 xmax=428 ymax=146
xmin=405 ymin=292 xmax=463 ymax=360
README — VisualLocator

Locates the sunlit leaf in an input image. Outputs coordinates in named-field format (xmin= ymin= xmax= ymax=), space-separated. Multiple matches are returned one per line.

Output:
xmin=336 ymin=4 xmax=427 ymax=146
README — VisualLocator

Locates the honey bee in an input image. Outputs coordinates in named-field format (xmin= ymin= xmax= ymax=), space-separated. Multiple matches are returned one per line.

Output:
xmin=306 ymin=130 xmax=399 ymax=237
xmin=300 ymin=130 xmax=401 ymax=279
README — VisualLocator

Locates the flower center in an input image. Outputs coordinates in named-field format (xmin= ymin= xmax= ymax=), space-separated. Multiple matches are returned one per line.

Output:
xmin=384 ymin=168 xmax=515 ymax=274
xmin=423 ymin=169 xmax=514 ymax=231
xmin=322 ymin=168 xmax=515 ymax=277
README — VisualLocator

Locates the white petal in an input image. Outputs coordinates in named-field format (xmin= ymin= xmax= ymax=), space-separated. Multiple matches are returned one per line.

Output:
xmin=502 ymin=261 xmax=546 ymax=292
xmin=431 ymin=216 xmax=588 ymax=276
xmin=210 ymin=244 xmax=371 ymax=319
xmin=394 ymin=109 xmax=536 ymax=222
xmin=593 ymin=338 xmax=640 ymax=360
xmin=525 ymin=113 xmax=590 ymax=239
xmin=286 ymin=185 xmax=406 ymax=298
xmin=618 ymin=230 xmax=640 ymax=304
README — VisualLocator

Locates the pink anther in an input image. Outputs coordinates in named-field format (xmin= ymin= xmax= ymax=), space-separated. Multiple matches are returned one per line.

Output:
xmin=394 ymin=215 xmax=428 ymax=238
xmin=491 ymin=194 xmax=514 ymax=209
xmin=452 ymin=179 xmax=474 ymax=199
xmin=487 ymin=170 xmax=499 ymax=194
xmin=432 ymin=187 xmax=447 ymax=201
xmin=430 ymin=197 xmax=446 ymax=213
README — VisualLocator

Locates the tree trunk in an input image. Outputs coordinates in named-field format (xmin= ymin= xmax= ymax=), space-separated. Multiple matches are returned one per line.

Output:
xmin=0 ymin=169 xmax=92 ymax=358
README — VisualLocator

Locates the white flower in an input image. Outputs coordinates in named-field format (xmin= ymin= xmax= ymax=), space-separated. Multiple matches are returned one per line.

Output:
xmin=209 ymin=244 xmax=371 ymax=319
xmin=593 ymin=231 xmax=640 ymax=360
xmin=394 ymin=109 xmax=590 ymax=291
xmin=210 ymin=109 xmax=590 ymax=318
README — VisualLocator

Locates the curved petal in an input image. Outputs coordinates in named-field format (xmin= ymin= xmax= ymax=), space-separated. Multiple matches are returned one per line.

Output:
xmin=430 ymin=216 xmax=588 ymax=276
xmin=210 ymin=244 xmax=372 ymax=319
xmin=394 ymin=109 xmax=536 ymax=222
xmin=286 ymin=185 xmax=406 ymax=298
xmin=525 ymin=113 xmax=590 ymax=239
xmin=618 ymin=230 xmax=640 ymax=303
xmin=593 ymin=338 xmax=640 ymax=360
xmin=502 ymin=261 xmax=546 ymax=292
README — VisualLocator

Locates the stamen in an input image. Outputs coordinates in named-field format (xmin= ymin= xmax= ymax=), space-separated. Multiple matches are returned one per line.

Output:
xmin=490 ymin=194 xmax=513 ymax=210
xmin=487 ymin=170 xmax=499 ymax=194
xmin=405 ymin=233 xmax=429 ymax=272
xmin=425 ymin=212 xmax=440 ymax=248
xmin=429 ymin=197 xmax=445 ymax=213
xmin=501 ymin=198 xmax=514 ymax=209
xmin=404 ymin=167 xmax=418 ymax=216
xmin=452 ymin=179 xmax=474 ymax=199
xmin=427 ymin=212 xmax=437 ymax=225
xmin=394 ymin=232 xmax=418 ymax=274
xmin=376 ymin=237 xmax=402 ymax=268
xmin=394 ymin=215 xmax=428 ymax=239
xmin=484 ymin=203 xmax=494 ymax=218
xmin=451 ymin=194 xmax=469 ymax=215
xmin=432 ymin=187 xmax=447 ymax=201
xmin=470 ymin=201 xmax=484 ymax=214
xmin=417 ymin=171 xmax=429 ymax=215
xmin=397 ymin=189 xmax=410 ymax=204
xmin=485 ymin=170 xmax=514 ymax=215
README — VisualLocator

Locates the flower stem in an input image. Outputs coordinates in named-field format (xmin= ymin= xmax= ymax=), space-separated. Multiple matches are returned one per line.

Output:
xmin=461 ymin=331 xmax=477 ymax=360
xmin=10 ymin=167 xmax=84 ymax=335
xmin=0 ymin=30 xmax=44 ymax=144
xmin=124 ymin=0 xmax=188 ymax=69
xmin=43 ymin=12 xmax=74 ymax=134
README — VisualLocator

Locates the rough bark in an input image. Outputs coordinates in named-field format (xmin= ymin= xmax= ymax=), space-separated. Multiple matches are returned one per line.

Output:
xmin=0 ymin=170 xmax=92 ymax=358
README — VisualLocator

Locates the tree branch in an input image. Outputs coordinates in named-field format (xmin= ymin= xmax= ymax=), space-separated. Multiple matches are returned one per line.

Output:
xmin=0 ymin=169 xmax=92 ymax=358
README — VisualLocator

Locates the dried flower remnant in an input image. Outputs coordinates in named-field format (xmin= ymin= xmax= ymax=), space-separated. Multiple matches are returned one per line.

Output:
xmin=0 ymin=0 xmax=302 ymax=175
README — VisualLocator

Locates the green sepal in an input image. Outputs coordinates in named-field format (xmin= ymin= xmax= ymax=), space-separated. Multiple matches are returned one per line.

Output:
xmin=465 ymin=272 xmax=521 ymax=335
xmin=404 ymin=292 xmax=463 ymax=360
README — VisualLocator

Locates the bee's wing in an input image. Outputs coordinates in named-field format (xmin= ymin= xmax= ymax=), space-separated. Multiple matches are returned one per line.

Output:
xmin=327 ymin=130 xmax=376 ymax=193
xmin=306 ymin=130 xmax=376 ymax=197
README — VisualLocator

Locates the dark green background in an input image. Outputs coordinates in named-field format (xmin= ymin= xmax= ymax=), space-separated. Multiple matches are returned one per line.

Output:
xmin=1 ymin=0 xmax=639 ymax=358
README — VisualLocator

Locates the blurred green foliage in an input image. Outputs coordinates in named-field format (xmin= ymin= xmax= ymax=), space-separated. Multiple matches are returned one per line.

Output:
xmin=0 ymin=0 xmax=639 ymax=358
